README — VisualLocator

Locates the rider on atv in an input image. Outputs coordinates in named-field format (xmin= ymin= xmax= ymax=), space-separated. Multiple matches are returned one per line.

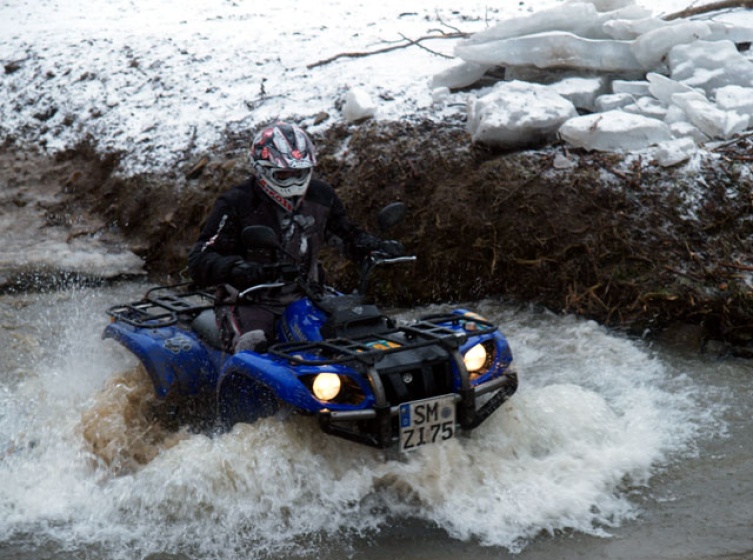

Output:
xmin=187 ymin=121 xmax=404 ymax=354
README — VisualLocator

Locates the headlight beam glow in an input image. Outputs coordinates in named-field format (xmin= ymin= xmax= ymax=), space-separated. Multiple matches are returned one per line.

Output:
xmin=312 ymin=373 xmax=342 ymax=401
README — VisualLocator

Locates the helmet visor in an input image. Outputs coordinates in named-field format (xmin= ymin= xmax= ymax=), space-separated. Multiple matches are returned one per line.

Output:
xmin=270 ymin=167 xmax=312 ymax=187
xmin=271 ymin=168 xmax=308 ymax=182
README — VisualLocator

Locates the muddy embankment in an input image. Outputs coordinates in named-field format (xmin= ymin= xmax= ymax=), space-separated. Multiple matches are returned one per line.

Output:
xmin=3 ymin=120 xmax=753 ymax=354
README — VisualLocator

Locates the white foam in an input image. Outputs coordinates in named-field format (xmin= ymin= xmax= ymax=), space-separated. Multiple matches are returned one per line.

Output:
xmin=0 ymin=288 xmax=719 ymax=557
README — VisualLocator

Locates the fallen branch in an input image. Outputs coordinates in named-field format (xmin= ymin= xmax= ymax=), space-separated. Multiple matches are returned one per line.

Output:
xmin=720 ymin=261 xmax=753 ymax=271
xmin=398 ymin=33 xmax=454 ymax=59
xmin=664 ymin=0 xmax=753 ymax=20
xmin=307 ymin=32 xmax=467 ymax=69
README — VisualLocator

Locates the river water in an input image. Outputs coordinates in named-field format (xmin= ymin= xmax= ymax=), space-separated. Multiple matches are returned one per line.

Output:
xmin=0 ymin=282 xmax=750 ymax=560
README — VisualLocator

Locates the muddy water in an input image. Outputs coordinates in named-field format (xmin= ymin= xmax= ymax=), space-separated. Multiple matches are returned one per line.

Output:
xmin=0 ymin=283 xmax=750 ymax=560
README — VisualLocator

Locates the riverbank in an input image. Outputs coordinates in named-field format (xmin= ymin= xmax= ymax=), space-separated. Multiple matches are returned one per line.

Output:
xmin=3 ymin=121 xmax=753 ymax=353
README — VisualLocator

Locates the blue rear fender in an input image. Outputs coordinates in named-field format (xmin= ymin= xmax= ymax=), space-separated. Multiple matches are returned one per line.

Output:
xmin=103 ymin=322 xmax=221 ymax=399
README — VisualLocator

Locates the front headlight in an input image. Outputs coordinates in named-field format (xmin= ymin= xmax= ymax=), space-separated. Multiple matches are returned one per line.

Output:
xmin=463 ymin=340 xmax=496 ymax=381
xmin=464 ymin=343 xmax=489 ymax=372
xmin=312 ymin=373 xmax=342 ymax=401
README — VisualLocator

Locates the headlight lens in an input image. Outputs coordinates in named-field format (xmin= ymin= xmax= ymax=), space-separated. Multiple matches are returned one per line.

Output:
xmin=312 ymin=373 xmax=342 ymax=401
xmin=464 ymin=343 xmax=489 ymax=373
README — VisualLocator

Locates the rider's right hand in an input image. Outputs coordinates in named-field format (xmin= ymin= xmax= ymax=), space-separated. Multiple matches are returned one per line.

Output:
xmin=376 ymin=239 xmax=405 ymax=258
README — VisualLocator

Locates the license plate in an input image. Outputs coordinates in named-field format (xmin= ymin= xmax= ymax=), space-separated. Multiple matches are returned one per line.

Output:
xmin=399 ymin=394 xmax=456 ymax=452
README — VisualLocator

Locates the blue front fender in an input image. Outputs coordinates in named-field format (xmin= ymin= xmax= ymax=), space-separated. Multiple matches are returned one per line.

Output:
xmin=103 ymin=322 xmax=220 ymax=399
xmin=217 ymin=352 xmax=321 ymax=411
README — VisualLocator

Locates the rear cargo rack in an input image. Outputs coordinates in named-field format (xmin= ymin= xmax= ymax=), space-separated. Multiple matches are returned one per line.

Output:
xmin=269 ymin=312 xmax=496 ymax=366
xmin=106 ymin=284 xmax=214 ymax=328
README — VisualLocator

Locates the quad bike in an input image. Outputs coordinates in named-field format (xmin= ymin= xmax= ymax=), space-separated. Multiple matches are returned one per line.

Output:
xmin=104 ymin=204 xmax=518 ymax=451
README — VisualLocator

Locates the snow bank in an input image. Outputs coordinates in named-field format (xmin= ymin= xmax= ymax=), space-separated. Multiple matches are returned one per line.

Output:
xmin=3 ymin=0 xmax=750 ymax=176
xmin=0 ymin=0 xmax=511 ymax=175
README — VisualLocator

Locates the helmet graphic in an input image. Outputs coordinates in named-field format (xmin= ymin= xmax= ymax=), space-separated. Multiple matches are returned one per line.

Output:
xmin=251 ymin=122 xmax=316 ymax=204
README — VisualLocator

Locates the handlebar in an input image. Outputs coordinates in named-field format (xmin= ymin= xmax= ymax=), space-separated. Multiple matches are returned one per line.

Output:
xmin=239 ymin=281 xmax=287 ymax=299
xmin=371 ymin=255 xmax=417 ymax=266
xmin=236 ymin=254 xmax=417 ymax=301
xmin=359 ymin=253 xmax=416 ymax=295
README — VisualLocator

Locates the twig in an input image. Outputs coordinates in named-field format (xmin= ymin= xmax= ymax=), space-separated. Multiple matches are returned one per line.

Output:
xmin=433 ymin=11 xmax=463 ymax=35
xmin=664 ymin=0 xmax=753 ymax=20
xmin=398 ymin=33 xmax=454 ymax=59
xmin=307 ymin=32 xmax=467 ymax=69
xmin=710 ymin=130 xmax=753 ymax=152
xmin=720 ymin=261 xmax=753 ymax=271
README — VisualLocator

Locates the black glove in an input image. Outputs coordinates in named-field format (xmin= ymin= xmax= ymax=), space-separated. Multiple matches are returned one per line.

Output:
xmin=229 ymin=261 xmax=264 ymax=289
xmin=275 ymin=263 xmax=299 ymax=282
xmin=231 ymin=261 xmax=300 ymax=289
xmin=376 ymin=239 xmax=405 ymax=258
xmin=258 ymin=262 xmax=299 ymax=282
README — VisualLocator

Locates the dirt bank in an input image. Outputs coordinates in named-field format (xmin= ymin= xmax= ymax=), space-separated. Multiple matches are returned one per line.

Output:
xmin=4 ymin=122 xmax=753 ymax=353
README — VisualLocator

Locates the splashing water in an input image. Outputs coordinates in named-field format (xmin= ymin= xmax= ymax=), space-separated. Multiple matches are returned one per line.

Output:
xmin=0 ymin=285 xmax=717 ymax=559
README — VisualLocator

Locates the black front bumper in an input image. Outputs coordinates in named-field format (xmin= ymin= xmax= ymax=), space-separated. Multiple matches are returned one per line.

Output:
xmin=318 ymin=370 xmax=519 ymax=449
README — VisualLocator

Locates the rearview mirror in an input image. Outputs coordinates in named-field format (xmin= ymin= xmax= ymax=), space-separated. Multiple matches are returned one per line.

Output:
xmin=378 ymin=202 xmax=408 ymax=233
xmin=241 ymin=226 xmax=280 ymax=251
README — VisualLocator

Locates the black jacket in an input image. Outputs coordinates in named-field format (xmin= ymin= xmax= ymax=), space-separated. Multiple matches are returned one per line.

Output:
xmin=188 ymin=176 xmax=377 ymax=288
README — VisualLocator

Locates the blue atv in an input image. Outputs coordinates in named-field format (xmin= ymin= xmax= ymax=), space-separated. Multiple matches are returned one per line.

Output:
xmin=104 ymin=204 xmax=518 ymax=451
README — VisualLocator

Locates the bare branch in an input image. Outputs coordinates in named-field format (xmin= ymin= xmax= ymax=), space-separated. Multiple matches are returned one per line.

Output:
xmin=306 ymin=32 xmax=467 ymax=69
xmin=664 ymin=0 xmax=753 ymax=20
xmin=398 ymin=33 xmax=454 ymax=59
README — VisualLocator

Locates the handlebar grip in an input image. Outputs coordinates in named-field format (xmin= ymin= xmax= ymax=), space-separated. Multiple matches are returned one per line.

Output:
xmin=373 ymin=255 xmax=417 ymax=265
xmin=239 ymin=281 xmax=287 ymax=299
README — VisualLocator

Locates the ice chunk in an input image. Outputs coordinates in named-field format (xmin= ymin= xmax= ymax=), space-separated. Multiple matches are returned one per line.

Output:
xmin=467 ymin=80 xmax=578 ymax=148
xmin=631 ymin=21 xmax=712 ymax=69
xmin=612 ymin=79 xmax=650 ymax=96
xmin=595 ymin=92 xmax=634 ymax=112
xmin=586 ymin=0 xmax=637 ymax=11
xmin=603 ymin=17 xmax=674 ymax=40
xmin=431 ymin=61 xmax=491 ymax=90
xmin=559 ymin=110 xmax=673 ymax=152
xmin=706 ymin=21 xmax=753 ymax=44
xmin=431 ymin=87 xmax=451 ymax=104
xmin=550 ymin=76 xmax=608 ymax=111
xmin=669 ymin=40 xmax=753 ymax=92
xmin=553 ymin=153 xmax=577 ymax=169
xmin=669 ymin=121 xmax=708 ymax=145
xmin=664 ymin=104 xmax=687 ymax=125
xmin=623 ymin=97 xmax=667 ymax=119
xmin=461 ymin=3 xmax=600 ymax=45
xmin=671 ymin=91 xmax=750 ymax=139
xmin=653 ymin=137 xmax=697 ymax=167
xmin=455 ymin=32 xmax=643 ymax=72
xmin=587 ymin=4 xmax=653 ymax=39
xmin=342 ymin=87 xmax=377 ymax=122
xmin=715 ymin=85 xmax=753 ymax=116
xmin=646 ymin=72 xmax=699 ymax=105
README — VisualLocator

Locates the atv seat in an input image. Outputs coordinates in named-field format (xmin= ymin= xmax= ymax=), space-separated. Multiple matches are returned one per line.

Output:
xmin=191 ymin=309 xmax=223 ymax=349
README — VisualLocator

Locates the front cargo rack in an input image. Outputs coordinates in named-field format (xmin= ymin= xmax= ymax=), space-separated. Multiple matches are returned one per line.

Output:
xmin=269 ymin=312 xmax=497 ymax=366
xmin=106 ymin=284 xmax=214 ymax=328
